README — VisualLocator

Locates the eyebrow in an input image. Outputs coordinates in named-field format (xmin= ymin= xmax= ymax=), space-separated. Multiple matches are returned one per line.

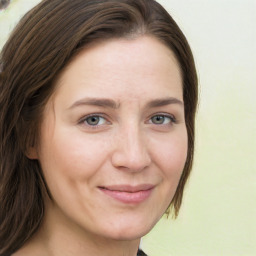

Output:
xmin=68 ymin=97 xmax=183 ymax=110
xmin=68 ymin=98 xmax=119 ymax=110
xmin=145 ymin=97 xmax=183 ymax=108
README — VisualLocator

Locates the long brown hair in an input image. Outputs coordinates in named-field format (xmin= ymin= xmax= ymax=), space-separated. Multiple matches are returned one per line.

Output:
xmin=0 ymin=0 xmax=198 ymax=254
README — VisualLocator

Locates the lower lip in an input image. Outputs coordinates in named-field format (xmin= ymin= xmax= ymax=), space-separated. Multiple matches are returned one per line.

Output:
xmin=99 ymin=188 xmax=153 ymax=204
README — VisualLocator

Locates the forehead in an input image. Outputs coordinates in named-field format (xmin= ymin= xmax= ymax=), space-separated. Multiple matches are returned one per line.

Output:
xmin=54 ymin=36 xmax=183 ymax=103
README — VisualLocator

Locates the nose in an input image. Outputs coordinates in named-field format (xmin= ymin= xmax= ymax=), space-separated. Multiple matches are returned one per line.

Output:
xmin=111 ymin=124 xmax=151 ymax=172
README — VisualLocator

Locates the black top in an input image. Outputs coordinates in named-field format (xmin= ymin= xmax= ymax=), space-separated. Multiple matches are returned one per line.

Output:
xmin=137 ymin=249 xmax=147 ymax=256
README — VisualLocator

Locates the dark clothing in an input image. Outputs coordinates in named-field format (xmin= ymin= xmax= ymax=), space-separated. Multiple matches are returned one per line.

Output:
xmin=137 ymin=249 xmax=147 ymax=256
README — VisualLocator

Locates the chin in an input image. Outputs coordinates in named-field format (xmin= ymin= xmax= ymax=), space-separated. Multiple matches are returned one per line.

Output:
xmin=100 ymin=218 xmax=156 ymax=241
xmin=108 ymin=229 xmax=149 ymax=241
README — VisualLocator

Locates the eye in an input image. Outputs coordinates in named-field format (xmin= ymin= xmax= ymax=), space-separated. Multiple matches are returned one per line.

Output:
xmin=81 ymin=115 xmax=108 ymax=126
xmin=150 ymin=114 xmax=176 ymax=125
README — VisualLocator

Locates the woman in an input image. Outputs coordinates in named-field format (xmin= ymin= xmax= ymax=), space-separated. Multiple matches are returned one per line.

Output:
xmin=0 ymin=0 xmax=198 ymax=255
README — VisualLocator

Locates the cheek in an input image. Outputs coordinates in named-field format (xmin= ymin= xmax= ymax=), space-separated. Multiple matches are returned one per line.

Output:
xmin=151 ymin=129 xmax=188 ymax=183
xmin=145 ymin=129 xmax=188 ymax=215
xmin=41 ymin=132 xmax=110 ymax=181
xmin=37 ymin=132 xmax=113 ymax=215
xmin=168 ymin=137 xmax=188 ymax=172
xmin=150 ymin=128 xmax=188 ymax=198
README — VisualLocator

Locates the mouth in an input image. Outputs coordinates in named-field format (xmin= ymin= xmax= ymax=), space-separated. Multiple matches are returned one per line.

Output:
xmin=98 ymin=184 xmax=155 ymax=204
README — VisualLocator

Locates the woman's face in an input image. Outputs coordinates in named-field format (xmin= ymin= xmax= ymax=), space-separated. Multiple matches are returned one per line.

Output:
xmin=35 ymin=36 xmax=187 ymax=241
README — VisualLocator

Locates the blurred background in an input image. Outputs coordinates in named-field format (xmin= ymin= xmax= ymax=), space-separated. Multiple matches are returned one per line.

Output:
xmin=1 ymin=0 xmax=255 ymax=255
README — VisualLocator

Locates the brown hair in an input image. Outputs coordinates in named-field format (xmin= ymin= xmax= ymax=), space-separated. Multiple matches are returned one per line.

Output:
xmin=0 ymin=0 xmax=198 ymax=254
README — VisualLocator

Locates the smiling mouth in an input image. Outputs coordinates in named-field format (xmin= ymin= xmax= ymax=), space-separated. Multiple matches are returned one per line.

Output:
xmin=98 ymin=184 xmax=154 ymax=204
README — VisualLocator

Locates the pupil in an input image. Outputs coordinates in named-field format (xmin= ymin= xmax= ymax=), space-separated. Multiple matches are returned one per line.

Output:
xmin=88 ymin=116 xmax=99 ymax=125
xmin=153 ymin=116 xmax=164 ymax=124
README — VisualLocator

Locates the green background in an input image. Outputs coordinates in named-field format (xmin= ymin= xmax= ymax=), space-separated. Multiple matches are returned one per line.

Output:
xmin=1 ymin=1 xmax=255 ymax=255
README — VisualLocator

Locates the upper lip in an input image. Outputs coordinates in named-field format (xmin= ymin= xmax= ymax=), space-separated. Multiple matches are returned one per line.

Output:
xmin=98 ymin=184 xmax=155 ymax=192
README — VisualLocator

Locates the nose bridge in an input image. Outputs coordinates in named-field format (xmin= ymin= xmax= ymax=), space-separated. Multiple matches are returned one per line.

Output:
xmin=111 ymin=121 xmax=151 ymax=171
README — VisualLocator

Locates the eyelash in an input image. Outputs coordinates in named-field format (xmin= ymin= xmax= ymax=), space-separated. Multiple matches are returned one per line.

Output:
xmin=78 ymin=113 xmax=177 ymax=129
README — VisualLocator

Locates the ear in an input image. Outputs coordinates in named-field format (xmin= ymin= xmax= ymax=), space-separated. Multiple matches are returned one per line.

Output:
xmin=26 ymin=146 xmax=39 ymax=160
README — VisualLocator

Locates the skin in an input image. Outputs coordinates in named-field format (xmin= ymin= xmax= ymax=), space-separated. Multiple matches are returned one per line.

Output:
xmin=16 ymin=36 xmax=187 ymax=256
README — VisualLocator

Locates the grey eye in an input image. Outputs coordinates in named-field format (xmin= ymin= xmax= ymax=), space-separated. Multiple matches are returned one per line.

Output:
xmin=150 ymin=115 xmax=174 ymax=125
xmin=85 ymin=116 xmax=101 ymax=125
xmin=151 ymin=115 xmax=166 ymax=124
xmin=79 ymin=115 xmax=109 ymax=128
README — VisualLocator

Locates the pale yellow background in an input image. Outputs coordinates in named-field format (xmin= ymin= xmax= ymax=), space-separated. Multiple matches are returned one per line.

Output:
xmin=1 ymin=1 xmax=255 ymax=255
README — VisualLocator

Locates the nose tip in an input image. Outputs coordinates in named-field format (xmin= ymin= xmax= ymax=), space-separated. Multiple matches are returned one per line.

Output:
xmin=113 ymin=152 xmax=151 ymax=172
xmin=111 ymin=131 xmax=151 ymax=172
xmin=112 ymin=149 xmax=151 ymax=172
